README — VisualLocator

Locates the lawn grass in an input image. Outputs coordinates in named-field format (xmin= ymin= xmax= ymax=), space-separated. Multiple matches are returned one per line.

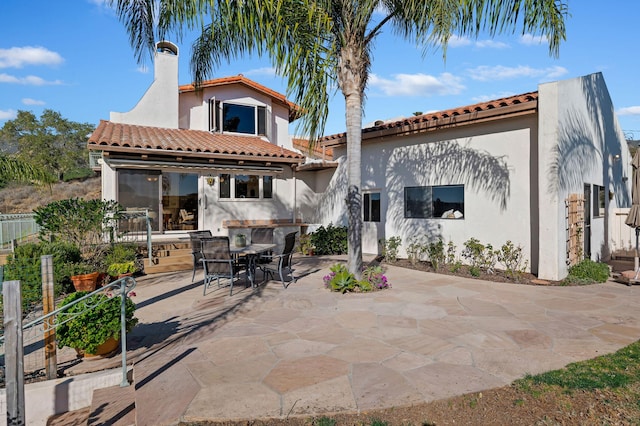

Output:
xmin=516 ymin=340 xmax=640 ymax=390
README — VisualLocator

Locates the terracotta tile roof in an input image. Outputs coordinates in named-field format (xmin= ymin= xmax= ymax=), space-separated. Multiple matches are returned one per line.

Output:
xmin=292 ymin=137 xmax=333 ymax=158
xmin=88 ymin=120 xmax=304 ymax=163
xmin=321 ymin=91 xmax=539 ymax=145
xmin=179 ymin=75 xmax=300 ymax=121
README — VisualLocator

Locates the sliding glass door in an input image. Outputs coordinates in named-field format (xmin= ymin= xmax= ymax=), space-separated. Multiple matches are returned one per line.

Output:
xmin=162 ymin=172 xmax=199 ymax=231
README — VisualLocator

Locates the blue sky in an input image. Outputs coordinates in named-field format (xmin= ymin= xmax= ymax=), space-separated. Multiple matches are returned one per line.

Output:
xmin=2 ymin=1 xmax=640 ymax=139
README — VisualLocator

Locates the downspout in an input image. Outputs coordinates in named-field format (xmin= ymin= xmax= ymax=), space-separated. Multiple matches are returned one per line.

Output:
xmin=293 ymin=168 xmax=297 ymax=223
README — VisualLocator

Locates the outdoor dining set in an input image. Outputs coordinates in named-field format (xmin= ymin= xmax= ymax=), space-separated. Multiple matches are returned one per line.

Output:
xmin=188 ymin=229 xmax=298 ymax=295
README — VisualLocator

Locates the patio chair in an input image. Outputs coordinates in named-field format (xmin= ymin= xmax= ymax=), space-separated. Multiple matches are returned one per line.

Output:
xmin=251 ymin=227 xmax=274 ymax=263
xmin=179 ymin=209 xmax=196 ymax=229
xmin=258 ymin=231 xmax=297 ymax=288
xmin=201 ymin=236 xmax=245 ymax=295
xmin=188 ymin=230 xmax=212 ymax=282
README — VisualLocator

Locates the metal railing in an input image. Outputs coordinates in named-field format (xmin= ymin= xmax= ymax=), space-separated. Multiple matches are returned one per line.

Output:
xmin=0 ymin=213 xmax=39 ymax=251
xmin=1 ymin=274 xmax=137 ymax=389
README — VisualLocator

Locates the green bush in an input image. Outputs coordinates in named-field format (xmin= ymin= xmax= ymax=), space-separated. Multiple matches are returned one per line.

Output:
xmin=3 ymin=241 xmax=82 ymax=312
xmin=566 ymin=259 xmax=610 ymax=284
xmin=426 ymin=239 xmax=445 ymax=270
xmin=62 ymin=168 xmax=95 ymax=182
xmin=380 ymin=236 xmax=401 ymax=263
xmin=56 ymin=291 xmax=138 ymax=354
xmin=310 ymin=224 xmax=347 ymax=255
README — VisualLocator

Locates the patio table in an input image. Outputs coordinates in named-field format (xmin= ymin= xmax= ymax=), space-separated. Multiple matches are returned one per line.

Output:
xmin=231 ymin=243 xmax=276 ymax=288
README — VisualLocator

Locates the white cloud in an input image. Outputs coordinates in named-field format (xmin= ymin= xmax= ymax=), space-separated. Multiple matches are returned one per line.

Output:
xmin=467 ymin=65 xmax=568 ymax=81
xmin=244 ymin=67 xmax=277 ymax=77
xmin=0 ymin=46 xmax=63 ymax=68
xmin=0 ymin=73 xmax=63 ymax=85
xmin=618 ymin=106 xmax=640 ymax=116
xmin=369 ymin=72 xmax=465 ymax=97
xmin=0 ymin=109 xmax=17 ymax=120
xmin=520 ymin=34 xmax=548 ymax=46
xmin=448 ymin=35 xmax=509 ymax=49
xmin=475 ymin=40 xmax=509 ymax=49
xmin=22 ymin=98 xmax=45 ymax=106
xmin=471 ymin=92 xmax=517 ymax=103
xmin=448 ymin=35 xmax=472 ymax=47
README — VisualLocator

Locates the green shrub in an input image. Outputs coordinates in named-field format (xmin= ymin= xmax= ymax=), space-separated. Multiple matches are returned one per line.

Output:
xmin=3 ymin=241 xmax=81 ymax=312
xmin=406 ymin=236 xmax=427 ymax=265
xmin=426 ymin=239 xmax=445 ymax=270
xmin=62 ymin=168 xmax=95 ymax=182
xmin=310 ymin=224 xmax=347 ymax=255
xmin=56 ymin=291 xmax=138 ymax=354
xmin=462 ymin=238 xmax=497 ymax=273
xmin=380 ymin=236 xmax=401 ymax=263
xmin=566 ymin=259 xmax=610 ymax=284
xmin=496 ymin=240 xmax=529 ymax=280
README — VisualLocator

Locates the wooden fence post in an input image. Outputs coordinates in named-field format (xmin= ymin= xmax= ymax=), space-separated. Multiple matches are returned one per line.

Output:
xmin=41 ymin=255 xmax=57 ymax=380
xmin=3 ymin=280 xmax=25 ymax=426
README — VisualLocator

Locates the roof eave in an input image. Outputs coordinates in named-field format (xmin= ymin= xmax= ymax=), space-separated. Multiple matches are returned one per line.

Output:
xmin=323 ymin=100 xmax=538 ymax=148
xmin=87 ymin=144 xmax=304 ymax=165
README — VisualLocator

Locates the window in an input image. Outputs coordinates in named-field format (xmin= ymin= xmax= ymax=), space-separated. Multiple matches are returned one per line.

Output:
xmin=209 ymin=100 xmax=269 ymax=135
xmin=404 ymin=185 xmax=464 ymax=219
xmin=593 ymin=185 xmax=605 ymax=217
xmin=235 ymin=175 xmax=260 ymax=198
xmin=263 ymin=175 xmax=273 ymax=199
xmin=219 ymin=173 xmax=231 ymax=198
xmin=219 ymin=173 xmax=273 ymax=199
xmin=364 ymin=192 xmax=381 ymax=222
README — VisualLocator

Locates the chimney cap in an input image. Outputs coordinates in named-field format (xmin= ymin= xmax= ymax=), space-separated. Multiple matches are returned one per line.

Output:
xmin=156 ymin=41 xmax=178 ymax=56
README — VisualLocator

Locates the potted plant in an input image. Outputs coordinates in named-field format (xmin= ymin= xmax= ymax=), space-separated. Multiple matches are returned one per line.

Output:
xmin=69 ymin=262 xmax=101 ymax=292
xmin=234 ymin=233 xmax=247 ymax=247
xmin=35 ymin=198 xmax=125 ymax=290
xmin=107 ymin=261 xmax=137 ymax=279
xmin=299 ymin=234 xmax=315 ymax=256
xmin=56 ymin=291 xmax=138 ymax=357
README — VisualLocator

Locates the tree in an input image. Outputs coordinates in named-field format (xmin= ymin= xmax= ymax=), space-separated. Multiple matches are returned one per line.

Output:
xmin=110 ymin=0 xmax=568 ymax=278
xmin=0 ymin=110 xmax=95 ymax=181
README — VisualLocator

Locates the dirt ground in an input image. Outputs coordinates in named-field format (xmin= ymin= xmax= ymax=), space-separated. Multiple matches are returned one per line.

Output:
xmin=187 ymin=383 xmax=640 ymax=425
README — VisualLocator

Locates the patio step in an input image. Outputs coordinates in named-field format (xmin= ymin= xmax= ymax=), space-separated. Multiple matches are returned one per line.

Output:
xmin=143 ymin=247 xmax=193 ymax=274
xmin=87 ymin=383 xmax=136 ymax=425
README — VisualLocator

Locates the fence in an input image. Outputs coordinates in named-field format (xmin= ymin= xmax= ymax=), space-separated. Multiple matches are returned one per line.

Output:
xmin=1 ymin=256 xmax=136 ymax=423
xmin=0 ymin=214 xmax=39 ymax=251
xmin=0 ymin=210 xmax=153 ymax=262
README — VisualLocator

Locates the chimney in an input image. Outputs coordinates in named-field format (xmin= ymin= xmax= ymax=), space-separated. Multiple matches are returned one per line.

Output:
xmin=110 ymin=41 xmax=180 ymax=128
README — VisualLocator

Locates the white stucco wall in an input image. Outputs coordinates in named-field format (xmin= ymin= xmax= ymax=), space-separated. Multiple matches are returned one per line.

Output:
xmin=537 ymin=72 xmax=632 ymax=280
xmin=110 ymin=44 xmax=179 ymax=129
xmin=311 ymin=115 xmax=537 ymax=270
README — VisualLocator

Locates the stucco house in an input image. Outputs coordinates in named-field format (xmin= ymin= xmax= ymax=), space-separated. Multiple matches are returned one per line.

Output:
xmin=88 ymin=40 xmax=631 ymax=282
xmin=314 ymin=72 xmax=632 ymax=281
xmin=88 ymin=41 xmax=313 ymax=243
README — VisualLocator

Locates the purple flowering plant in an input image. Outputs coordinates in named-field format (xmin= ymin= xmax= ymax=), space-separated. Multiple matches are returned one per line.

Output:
xmin=324 ymin=263 xmax=390 ymax=293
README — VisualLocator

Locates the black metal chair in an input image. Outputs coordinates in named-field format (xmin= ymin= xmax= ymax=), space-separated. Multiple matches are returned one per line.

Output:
xmin=251 ymin=227 xmax=274 ymax=264
xmin=258 ymin=231 xmax=297 ymax=288
xmin=200 ymin=236 xmax=245 ymax=295
xmin=188 ymin=230 xmax=212 ymax=282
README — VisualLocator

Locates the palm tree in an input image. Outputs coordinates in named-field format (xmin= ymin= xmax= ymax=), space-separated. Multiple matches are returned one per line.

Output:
xmin=110 ymin=0 xmax=568 ymax=278
xmin=0 ymin=154 xmax=54 ymax=185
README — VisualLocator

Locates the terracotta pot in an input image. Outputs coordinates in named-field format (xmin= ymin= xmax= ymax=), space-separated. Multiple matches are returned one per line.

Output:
xmin=77 ymin=336 xmax=121 ymax=359
xmin=70 ymin=272 xmax=99 ymax=292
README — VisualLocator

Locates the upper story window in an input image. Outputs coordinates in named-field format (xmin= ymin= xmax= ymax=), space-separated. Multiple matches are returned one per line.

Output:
xmin=209 ymin=99 xmax=268 ymax=136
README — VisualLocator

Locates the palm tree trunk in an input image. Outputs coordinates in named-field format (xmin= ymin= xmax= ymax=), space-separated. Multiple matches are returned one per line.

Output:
xmin=339 ymin=46 xmax=364 ymax=279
